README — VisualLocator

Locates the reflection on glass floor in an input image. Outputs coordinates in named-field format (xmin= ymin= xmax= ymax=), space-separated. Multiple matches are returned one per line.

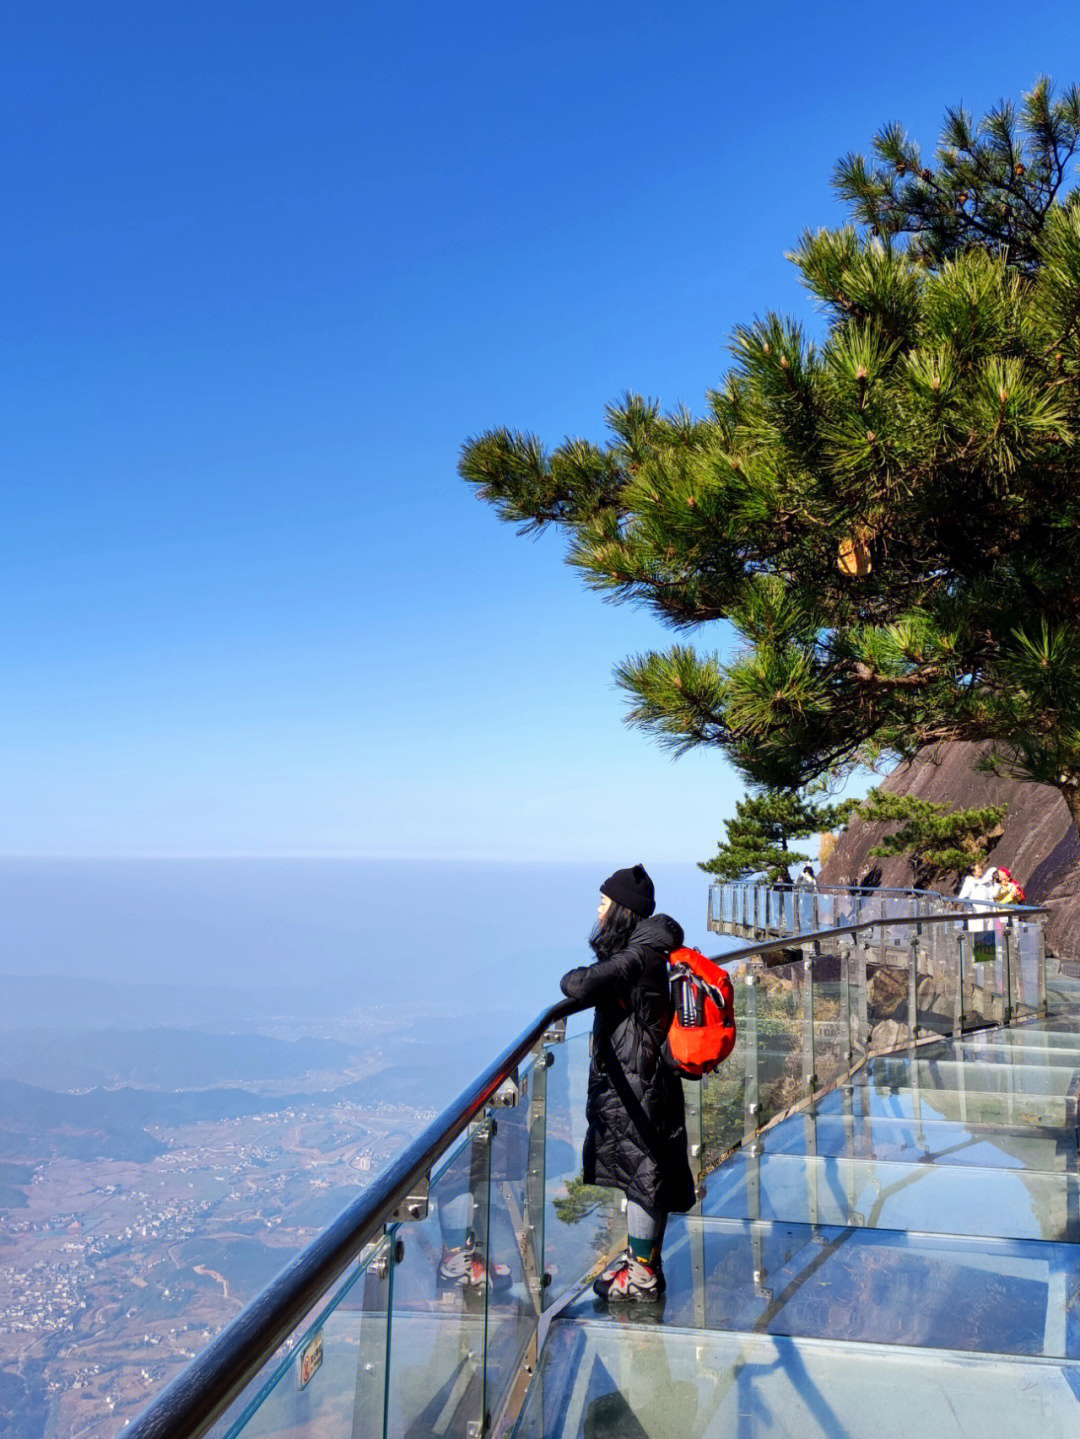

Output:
xmin=516 ymin=1016 xmax=1080 ymax=1438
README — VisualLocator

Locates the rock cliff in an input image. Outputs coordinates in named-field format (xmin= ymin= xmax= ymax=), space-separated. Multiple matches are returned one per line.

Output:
xmin=819 ymin=742 xmax=1080 ymax=960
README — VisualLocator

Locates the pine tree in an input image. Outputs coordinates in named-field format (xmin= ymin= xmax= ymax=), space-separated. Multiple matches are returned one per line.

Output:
xmin=460 ymin=81 xmax=1080 ymax=839
xmin=699 ymin=788 xmax=850 ymax=882
xmin=851 ymin=789 xmax=1007 ymax=883
xmin=833 ymin=80 xmax=1079 ymax=271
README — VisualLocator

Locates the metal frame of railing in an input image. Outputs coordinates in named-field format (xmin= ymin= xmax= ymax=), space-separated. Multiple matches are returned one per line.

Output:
xmin=707 ymin=878 xmax=1038 ymax=941
xmin=124 ymin=899 xmax=1049 ymax=1439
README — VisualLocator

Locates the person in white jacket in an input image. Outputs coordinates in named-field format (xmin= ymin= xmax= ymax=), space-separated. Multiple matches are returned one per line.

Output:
xmin=957 ymin=861 xmax=996 ymax=932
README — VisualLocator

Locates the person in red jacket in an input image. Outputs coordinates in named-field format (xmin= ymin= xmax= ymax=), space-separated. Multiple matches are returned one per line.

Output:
xmin=560 ymin=865 xmax=695 ymax=1303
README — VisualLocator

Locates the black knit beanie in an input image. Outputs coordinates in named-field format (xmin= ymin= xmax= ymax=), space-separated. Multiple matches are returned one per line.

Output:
xmin=600 ymin=864 xmax=655 ymax=918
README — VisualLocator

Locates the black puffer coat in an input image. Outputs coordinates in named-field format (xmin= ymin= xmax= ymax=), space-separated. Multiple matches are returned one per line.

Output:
xmin=559 ymin=914 xmax=696 ymax=1215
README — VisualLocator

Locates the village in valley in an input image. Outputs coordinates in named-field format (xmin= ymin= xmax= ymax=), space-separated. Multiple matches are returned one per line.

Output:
xmin=0 ymin=1086 xmax=434 ymax=1439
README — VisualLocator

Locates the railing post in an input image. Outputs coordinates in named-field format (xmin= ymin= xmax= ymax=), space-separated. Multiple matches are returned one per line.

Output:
xmin=747 ymin=1141 xmax=767 ymax=1298
xmin=1002 ymin=922 xmax=1014 ymax=1027
xmin=840 ymin=946 xmax=852 ymax=1070
xmin=857 ymin=943 xmax=874 ymax=1059
xmin=1037 ymin=920 xmax=1048 ymax=1017
xmin=685 ymin=1078 xmax=704 ymax=1207
xmin=350 ymin=1233 xmax=393 ymax=1439
xmin=523 ymin=1045 xmax=548 ymax=1308
xmin=908 ymin=927 xmax=920 ymax=1047
xmin=743 ymin=971 xmax=760 ymax=1144
xmin=802 ymin=949 xmax=816 ymax=1096
xmin=953 ymin=927 xmax=967 ymax=1038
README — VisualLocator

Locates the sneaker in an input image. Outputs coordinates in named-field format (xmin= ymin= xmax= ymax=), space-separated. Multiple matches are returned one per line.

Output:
xmin=438 ymin=1236 xmax=512 ymax=1293
xmin=592 ymin=1256 xmax=660 ymax=1303
xmin=597 ymin=1249 xmax=666 ymax=1294
xmin=596 ymin=1248 xmax=631 ymax=1284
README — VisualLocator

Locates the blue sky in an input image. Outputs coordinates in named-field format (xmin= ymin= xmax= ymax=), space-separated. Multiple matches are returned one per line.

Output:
xmin=4 ymin=2 xmax=1079 ymax=861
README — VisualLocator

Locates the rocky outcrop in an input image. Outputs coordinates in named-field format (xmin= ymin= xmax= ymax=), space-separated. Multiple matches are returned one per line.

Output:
xmin=819 ymin=742 xmax=1080 ymax=960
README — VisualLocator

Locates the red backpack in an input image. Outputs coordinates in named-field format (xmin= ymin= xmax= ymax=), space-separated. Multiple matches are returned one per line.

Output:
xmin=666 ymin=947 xmax=737 ymax=1078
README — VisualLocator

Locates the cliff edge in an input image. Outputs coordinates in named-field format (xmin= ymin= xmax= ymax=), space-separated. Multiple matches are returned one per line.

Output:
xmin=819 ymin=742 xmax=1080 ymax=960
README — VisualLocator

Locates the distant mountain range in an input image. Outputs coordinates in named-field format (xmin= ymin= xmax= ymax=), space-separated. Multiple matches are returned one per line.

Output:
xmin=0 ymin=1071 xmax=365 ymax=1165
xmin=0 ymin=1025 xmax=361 ymax=1090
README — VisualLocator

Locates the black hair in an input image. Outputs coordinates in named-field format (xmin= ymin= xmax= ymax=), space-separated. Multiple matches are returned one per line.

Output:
xmin=589 ymin=900 xmax=638 ymax=961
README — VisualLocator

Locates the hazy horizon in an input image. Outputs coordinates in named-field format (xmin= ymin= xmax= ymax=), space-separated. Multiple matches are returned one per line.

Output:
xmin=1 ymin=855 xmax=728 ymax=1030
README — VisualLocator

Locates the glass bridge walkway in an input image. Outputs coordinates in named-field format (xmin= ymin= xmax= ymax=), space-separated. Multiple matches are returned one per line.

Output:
xmin=127 ymin=885 xmax=1080 ymax=1439
xmin=522 ymin=1016 xmax=1080 ymax=1438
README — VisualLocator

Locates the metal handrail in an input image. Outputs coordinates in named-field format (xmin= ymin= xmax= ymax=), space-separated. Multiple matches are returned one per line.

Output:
xmin=124 ymin=903 xmax=1046 ymax=1439
xmin=124 ymin=994 xmax=587 ymax=1439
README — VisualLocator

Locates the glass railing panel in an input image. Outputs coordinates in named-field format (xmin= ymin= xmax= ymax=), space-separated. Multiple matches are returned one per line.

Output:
xmin=540 ymin=1030 xmax=619 ymax=1310
xmin=753 ymin=959 xmax=804 ymax=1127
xmin=817 ymin=890 xmax=835 ymax=929
xmin=781 ymin=888 xmax=796 ymax=933
xmin=699 ymin=994 xmax=746 ymax=1173
xmin=923 ymin=917 xmax=953 ymax=1007
xmin=867 ymin=946 xmax=911 ymax=1050
xmin=382 ymin=1128 xmax=490 ymax=1439
xmin=810 ymin=962 xmax=844 ymax=1089
xmin=913 ymin=925 xmax=956 ymax=1038
xmin=1009 ymin=920 xmax=1041 ymax=1019
xmin=952 ymin=924 xmax=988 ymax=1032
xmin=207 ymin=1235 xmax=392 ymax=1439
xmin=478 ymin=1051 xmax=544 ymax=1435
xmin=975 ymin=923 xmax=1008 ymax=1025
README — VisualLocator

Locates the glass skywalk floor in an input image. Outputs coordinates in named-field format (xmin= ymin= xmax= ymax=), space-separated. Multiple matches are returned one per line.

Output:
xmin=517 ymin=1016 xmax=1080 ymax=1438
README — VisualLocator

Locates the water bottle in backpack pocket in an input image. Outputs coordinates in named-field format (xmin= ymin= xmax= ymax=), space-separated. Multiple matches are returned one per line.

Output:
xmin=665 ymin=946 xmax=737 ymax=1079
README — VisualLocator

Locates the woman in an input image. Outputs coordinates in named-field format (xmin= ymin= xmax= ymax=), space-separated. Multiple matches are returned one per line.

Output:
xmin=993 ymin=867 xmax=1025 ymax=906
xmin=559 ymin=865 xmax=695 ymax=1303
xmin=958 ymin=860 xmax=996 ymax=932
